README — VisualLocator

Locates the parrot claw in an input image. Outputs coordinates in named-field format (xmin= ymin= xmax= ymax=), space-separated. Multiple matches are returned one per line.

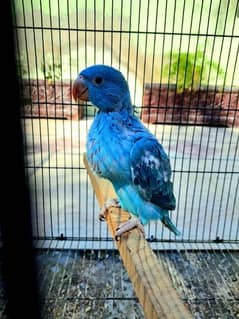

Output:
xmin=99 ymin=198 xmax=120 ymax=221
xmin=115 ymin=218 xmax=145 ymax=241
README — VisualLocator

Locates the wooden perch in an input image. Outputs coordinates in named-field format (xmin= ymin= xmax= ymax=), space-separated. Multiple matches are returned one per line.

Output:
xmin=83 ymin=154 xmax=192 ymax=319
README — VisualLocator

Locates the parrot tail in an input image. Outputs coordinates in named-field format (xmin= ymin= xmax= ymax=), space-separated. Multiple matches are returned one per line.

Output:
xmin=162 ymin=215 xmax=181 ymax=236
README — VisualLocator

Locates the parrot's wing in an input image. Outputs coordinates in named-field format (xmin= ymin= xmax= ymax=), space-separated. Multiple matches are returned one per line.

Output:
xmin=130 ymin=136 xmax=176 ymax=210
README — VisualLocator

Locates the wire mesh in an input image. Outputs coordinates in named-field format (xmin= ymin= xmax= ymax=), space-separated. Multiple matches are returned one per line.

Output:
xmin=11 ymin=0 xmax=239 ymax=246
xmin=1 ymin=2 xmax=238 ymax=319
xmin=22 ymin=249 xmax=239 ymax=319
xmin=1 ymin=249 xmax=238 ymax=318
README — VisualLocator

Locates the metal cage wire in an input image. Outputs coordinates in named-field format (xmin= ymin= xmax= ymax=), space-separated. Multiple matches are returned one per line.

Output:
xmin=11 ymin=0 xmax=239 ymax=247
xmin=0 ymin=1 xmax=238 ymax=319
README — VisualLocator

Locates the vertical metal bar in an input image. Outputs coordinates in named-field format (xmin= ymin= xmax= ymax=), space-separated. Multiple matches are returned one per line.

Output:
xmin=118 ymin=0 xmax=124 ymax=70
xmin=36 ymin=0 xmax=49 ymax=238
xmin=29 ymin=0 xmax=48 ymax=239
xmin=56 ymin=0 xmax=67 ymax=238
xmin=173 ymin=0 xmax=197 ymax=240
xmin=148 ymin=0 xmax=159 ymax=134
xmin=147 ymin=0 xmax=160 ymax=240
xmin=93 ymin=0 xmax=96 ymax=64
xmin=167 ymin=0 xmax=187 ymax=241
xmin=132 ymin=0 xmax=142 ymax=119
xmin=55 ymin=0 xmax=62 ymax=237
xmin=45 ymin=0 xmax=58 ymax=239
xmin=129 ymin=0 xmax=138 ymax=115
xmin=85 ymin=0 xmax=89 ymax=245
xmin=215 ymin=0 xmax=239 ymax=239
xmin=98 ymin=0 xmax=107 ymax=244
xmin=48 ymin=0 xmax=60 ymax=240
xmin=66 ymin=0 xmax=74 ymax=238
xmin=226 ymin=46 xmax=239 ymax=241
xmin=29 ymin=0 xmax=40 ymax=238
xmin=160 ymin=0 xmax=177 ymax=239
xmin=158 ymin=0 xmax=168 ymax=146
xmin=75 ymin=0 xmax=82 ymax=241
xmin=139 ymin=0 xmax=151 ymax=237
xmin=18 ymin=0 xmax=40 ymax=238
xmin=92 ymin=0 xmax=97 ymax=242
xmin=129 ymin=1 xmax=137 ymax=112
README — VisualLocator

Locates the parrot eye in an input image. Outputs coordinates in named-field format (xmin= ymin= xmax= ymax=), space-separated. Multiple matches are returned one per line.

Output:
xmin=93 ymin=76 xmax=104 ymax=85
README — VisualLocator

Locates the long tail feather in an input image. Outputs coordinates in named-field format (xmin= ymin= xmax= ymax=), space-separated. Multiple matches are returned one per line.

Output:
xmin=162 ymin=215 xmax=181 ymax=236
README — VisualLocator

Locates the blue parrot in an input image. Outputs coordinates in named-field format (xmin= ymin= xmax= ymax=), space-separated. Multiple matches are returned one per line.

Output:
xmin=73 ymin=65 xmax=180 ymax=239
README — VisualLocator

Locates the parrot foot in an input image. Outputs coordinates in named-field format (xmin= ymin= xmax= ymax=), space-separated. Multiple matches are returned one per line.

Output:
xmin=115 ymin=218 xmax=145 ymax=241
xmin=99 ymin=198 xmax=121 ymax=221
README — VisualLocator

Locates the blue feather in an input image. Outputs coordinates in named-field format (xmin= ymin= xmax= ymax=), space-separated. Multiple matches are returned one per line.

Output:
xmin=76 ymin=65 xmax=180 ymax=236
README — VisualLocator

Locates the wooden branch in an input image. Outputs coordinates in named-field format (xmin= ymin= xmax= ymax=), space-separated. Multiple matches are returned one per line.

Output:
xmin=84 ymin=154 xmax=192 ymax=319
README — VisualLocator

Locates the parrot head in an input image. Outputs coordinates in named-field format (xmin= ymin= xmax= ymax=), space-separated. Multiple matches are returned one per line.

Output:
xmin=72 ymin=64 xmax=132 ymax=112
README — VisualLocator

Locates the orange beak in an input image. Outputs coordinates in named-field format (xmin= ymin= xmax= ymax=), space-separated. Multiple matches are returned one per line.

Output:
xmin=72 ymin=76 xmax=89 ymax=101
